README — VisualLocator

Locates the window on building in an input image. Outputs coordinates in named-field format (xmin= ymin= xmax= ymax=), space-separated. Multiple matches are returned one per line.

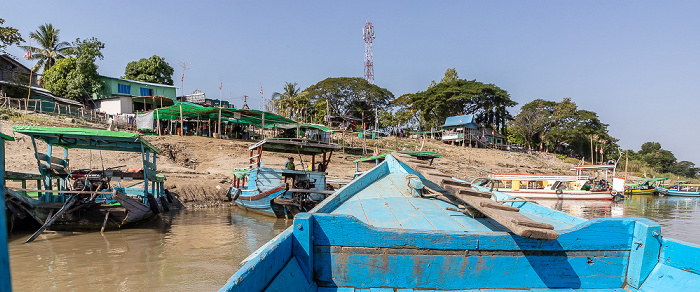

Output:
xmin=140 ymin=87 xmax=153 ymax=96
xmin=118 ymin=83 xmax=131 ymax=94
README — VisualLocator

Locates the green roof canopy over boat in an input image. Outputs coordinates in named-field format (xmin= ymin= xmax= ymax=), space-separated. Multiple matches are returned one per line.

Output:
xmin=354 ymin=151 xmax=442 ymax=163
xmin=634 ymin=177 xmax=669 ymax=181
xmin=12 ymin=126 xmax=160 ymax=154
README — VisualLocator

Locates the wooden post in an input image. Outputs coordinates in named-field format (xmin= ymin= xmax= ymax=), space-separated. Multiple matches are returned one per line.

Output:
xmin=590 ymin=136 xmax=594 ymax=165
xmin=179 ymin=103 xmax=183 ymax=136
xmin=156 ymin=109 xmax=161 ymax=136
xmin=261 ymin=111 xmax=265 ymax=139
xmin=218 ymin=106 xmax=222 ymax=139
xmin=624 ymin=146 xmax=629 ymax=184
xmin=197 ymin=115 xmax=200 ymax=136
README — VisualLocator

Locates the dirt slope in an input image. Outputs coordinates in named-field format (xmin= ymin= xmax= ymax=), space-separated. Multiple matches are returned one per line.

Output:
xmin=1 ymin=118 xmax=578 ymax=207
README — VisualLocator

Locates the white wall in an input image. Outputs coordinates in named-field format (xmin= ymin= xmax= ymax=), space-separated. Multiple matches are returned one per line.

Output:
xmin=99 ymin=96 xmax=133 ymax=115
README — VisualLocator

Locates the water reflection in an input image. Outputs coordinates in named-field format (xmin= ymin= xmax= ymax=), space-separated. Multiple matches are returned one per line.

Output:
xmin=534 ymin=195 xmax=700 ymax=244
xmin=8 ymin=206 xmax=292 ymax=292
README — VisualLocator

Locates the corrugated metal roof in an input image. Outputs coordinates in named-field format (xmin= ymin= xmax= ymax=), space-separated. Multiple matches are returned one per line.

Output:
xmin=441 ymin=115 xmax=477 ymax=129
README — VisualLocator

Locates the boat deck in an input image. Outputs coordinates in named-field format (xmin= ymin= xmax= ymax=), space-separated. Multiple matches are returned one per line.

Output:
xmin=331 ymin=173 xmax=577 ymax=231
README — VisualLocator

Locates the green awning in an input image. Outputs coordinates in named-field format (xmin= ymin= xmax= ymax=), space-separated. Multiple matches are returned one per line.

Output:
xmin=146 ymin=103 xmax=295 ymax=127
xmin=634 ymin=177 xmax=668 ymax=181
xmin=1 ymin=133 xmax=14 ymax=141
xmin=13 ymin=126 xmax=160 ymax=154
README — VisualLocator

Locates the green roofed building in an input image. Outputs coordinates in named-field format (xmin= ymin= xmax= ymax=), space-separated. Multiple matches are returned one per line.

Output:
xmin=93 ymin=76 xmax=177 ymax=115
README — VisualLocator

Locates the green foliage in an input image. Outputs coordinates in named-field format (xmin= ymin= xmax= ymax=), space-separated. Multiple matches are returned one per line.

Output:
xmin=509 ymin=98 xmax=618 ymax=159
xmin=271 ymin=82 xmax=303 ymax=119
xmin=300 ymin=77 xmax=394 ymax=124
xmin=122 ymin=55 xmax=174 ymax=85
xmin=410 ymin=78 xmax=516 ymax=131
xmin=0 ymin=18 xmax=24 ymax=54
xmin=18 ymin=23 xmax=73 ymax=72
xmin=42 ymin=38 xmax=105 ymax=101
xmin=624 ymin=143 xmax=698 ymax=179
xmin=440 ymin=68 xmax=458 ymax=83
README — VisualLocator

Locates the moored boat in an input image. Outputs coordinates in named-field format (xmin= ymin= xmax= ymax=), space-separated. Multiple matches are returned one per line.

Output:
xmin=625 ymin=177 xmax=666 ymax=195
xmin=4 ymin=126 xmax=172 ymax=242
xmin=352 ymin=150 xmax=441 ymax=177
xmin=221 ymin=153 xmax=700 ymax=292
xmin=229 ymin=138 xmax=340 ymax=218
xmin=489 ymin=164 xmax=625 ymax=200
xmin=656 ymin=182 xmax=700 ymax=197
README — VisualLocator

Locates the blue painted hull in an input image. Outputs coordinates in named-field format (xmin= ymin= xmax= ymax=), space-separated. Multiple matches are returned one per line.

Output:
xmin=222 ymin=155 xmax=700 ymax=292
xmin=656 ymin=187 xmax=700 ymax=197
xmin=235 ymin=188 xmax=287 ymax=217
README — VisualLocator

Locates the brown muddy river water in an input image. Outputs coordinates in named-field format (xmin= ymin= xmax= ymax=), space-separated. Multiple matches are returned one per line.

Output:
xmin=8 ymin=195 xmax=700 ymax=291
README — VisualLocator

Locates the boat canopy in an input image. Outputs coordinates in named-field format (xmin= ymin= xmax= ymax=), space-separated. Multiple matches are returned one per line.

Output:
xmin=569 ymin=164 xmax=616 ymax=171
xmin=249 ymin=138 xmax=340 ymax=156
xmin=13 ymin=126 xmax=160 ymax=154
xmin=354 ymin=151 xmax=442 ymax=163
xmin=634 ymin=177 xmax=669 ymax=181
xmin=1 ymin=133 xmax=14 ymax=141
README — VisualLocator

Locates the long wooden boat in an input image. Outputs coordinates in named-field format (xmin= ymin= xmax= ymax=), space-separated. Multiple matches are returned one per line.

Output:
xmin=656 ymin=183 xmax=700 ymax=197
xmin=625 ymin=177 xmax=666 ymax=195
xmin=221 ymin=153 xmax=700 ymax=292
xmin=4 ymin=127 xmax=172 ymax=242
xmin=489 ymin=165 xmax=625 ymax=200
xmin=230 ymin=138 xmax=341 ymax=218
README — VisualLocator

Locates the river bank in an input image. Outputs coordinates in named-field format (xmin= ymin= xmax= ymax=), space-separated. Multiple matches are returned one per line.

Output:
xmin=1 ymin=116 xmax=592 ymax=207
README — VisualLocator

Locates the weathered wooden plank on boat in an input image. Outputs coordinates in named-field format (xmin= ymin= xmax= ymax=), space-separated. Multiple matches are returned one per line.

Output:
xmin=393 ymin=152 xmax=559 ymax=240
xmin=286 ymin=189 xmax=335 ymax=195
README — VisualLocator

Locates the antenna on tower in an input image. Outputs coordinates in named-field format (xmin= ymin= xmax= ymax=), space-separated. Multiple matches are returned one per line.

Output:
xmin=363 ymin=21 xmax=375 ymax=84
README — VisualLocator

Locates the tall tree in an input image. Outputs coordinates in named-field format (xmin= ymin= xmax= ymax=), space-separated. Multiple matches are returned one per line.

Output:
xmin=271 ymin=82 xmax=301 ymax=118
xmin=300 ymin=77 xmax=394 ymax=124
xmin=122 ymin=55 xmax=174 ymax=85
xmin=0 ymin=18 xmax=24 ymax=54
xmin=18 ymin=23 xmax=73 ymax=72
xmin=410 ymin=79 xmax=516 ymax=131
xmin=42 ymin=38 xmax=105 ymax=101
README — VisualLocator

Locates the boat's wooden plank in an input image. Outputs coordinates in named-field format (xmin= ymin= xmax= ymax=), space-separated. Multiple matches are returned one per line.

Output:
xmin=382 ymin=197 xmax=435 ymax=230
xmin=406 ymin=198 xmax=469 ymax=231
xmin=331 ymin=200 xmax=368 ymax=223
xmin=357 ymin=186 xmax=402 ymax=229
xmin=427 ymin=199 xmax=499 ymax=232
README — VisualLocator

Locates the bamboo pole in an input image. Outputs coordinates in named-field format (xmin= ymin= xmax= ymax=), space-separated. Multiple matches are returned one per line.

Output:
xmin=624 ymin=146 xmax=629 ymax=183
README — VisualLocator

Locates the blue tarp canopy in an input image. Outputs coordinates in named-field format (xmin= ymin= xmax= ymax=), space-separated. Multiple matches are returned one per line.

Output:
xmin=441 ymin=115 xmax=477 ymax=130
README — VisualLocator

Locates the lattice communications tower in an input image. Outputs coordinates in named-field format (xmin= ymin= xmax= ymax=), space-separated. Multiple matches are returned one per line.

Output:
xmin=363 ymin=21 xmax=375 ymax=84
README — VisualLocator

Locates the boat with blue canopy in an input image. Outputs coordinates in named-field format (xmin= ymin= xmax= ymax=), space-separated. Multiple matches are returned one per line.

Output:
xmin=5 ymin=126 xmax=172 ymax=243
xmin=221 ymin=152 xmax=700 ymax=292
xmin=229 ymin=138 xmax=341 ymax=218
xmin=656 ymin=181 xmax=700 ymax=197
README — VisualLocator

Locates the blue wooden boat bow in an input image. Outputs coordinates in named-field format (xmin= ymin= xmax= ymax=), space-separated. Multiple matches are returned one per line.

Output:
xmin=221 ymin=153 xmax=700 ymax=292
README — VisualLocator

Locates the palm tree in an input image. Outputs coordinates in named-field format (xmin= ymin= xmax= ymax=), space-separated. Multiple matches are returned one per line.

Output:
xmin=19 ymin=23 xmax=73 ymax=72
xmin=271 ymin=82 xmax=301 ymax=118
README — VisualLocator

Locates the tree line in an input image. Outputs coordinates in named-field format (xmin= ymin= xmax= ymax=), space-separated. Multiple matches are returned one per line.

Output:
xmin=1 ymin=20 xmax=174 ymax=102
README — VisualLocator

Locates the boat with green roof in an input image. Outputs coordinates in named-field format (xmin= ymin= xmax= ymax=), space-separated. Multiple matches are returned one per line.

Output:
xmin=5 ymin=126 xmax=172 ymax=242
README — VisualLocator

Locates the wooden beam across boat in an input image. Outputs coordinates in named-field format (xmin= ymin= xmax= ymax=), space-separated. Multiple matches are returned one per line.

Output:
xmin=393 ymin=153 xmax=559 ymax=240
xmin=8 ymin=188 xmax=113 ymax=195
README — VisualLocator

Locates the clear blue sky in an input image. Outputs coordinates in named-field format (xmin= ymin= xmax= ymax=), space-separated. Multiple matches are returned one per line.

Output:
xmin=4 ymin=1 xmax=699 ymax=164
